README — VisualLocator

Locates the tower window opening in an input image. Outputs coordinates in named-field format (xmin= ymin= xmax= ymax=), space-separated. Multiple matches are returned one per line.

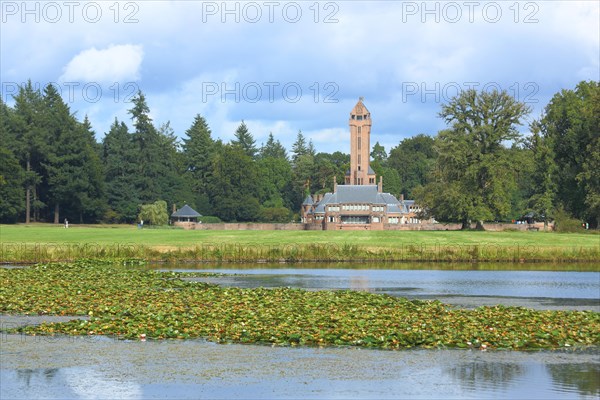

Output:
xmin=357 ymin=115 xmax=363 ymax=120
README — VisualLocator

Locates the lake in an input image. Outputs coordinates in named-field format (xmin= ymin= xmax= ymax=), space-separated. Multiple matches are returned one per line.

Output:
xmin=155 ymin=262 xmax=600 ymax=311
xmin=2 ymin=262 xmax=598 ymax=399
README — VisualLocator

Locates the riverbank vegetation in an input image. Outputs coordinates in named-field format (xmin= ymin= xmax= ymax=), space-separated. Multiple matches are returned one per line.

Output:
xmin=1 ymin=260 xmax=598 ymax=350
xmin=1 ymin=226 xmax=598 ymax=263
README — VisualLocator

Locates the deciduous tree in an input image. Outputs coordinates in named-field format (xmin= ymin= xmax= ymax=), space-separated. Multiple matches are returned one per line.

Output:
xmin=415 ymin=90 xmax=530 ymax=229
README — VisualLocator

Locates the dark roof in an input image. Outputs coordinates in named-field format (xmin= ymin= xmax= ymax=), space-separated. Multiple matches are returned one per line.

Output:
xmin=302 ymin=195 xmax=314 ymax=205
xmin=311 ymin=185 xmax=413 ymax=214
xmin=171 ymin=204 xmax=201 ymax=218
xmin=335 ymin=185 xmax=384 ymax=203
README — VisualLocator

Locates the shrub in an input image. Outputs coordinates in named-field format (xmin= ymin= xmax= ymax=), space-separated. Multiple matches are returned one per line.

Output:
xmin=138 ymin=200 xmax=168 ymax=226
xmin=554 ymin=208 xmax=583 ymax=233
xmin=198 ymin=216 xmax=222 ymax=224
xmin=260 ymin=207 xmax=292 ymax=223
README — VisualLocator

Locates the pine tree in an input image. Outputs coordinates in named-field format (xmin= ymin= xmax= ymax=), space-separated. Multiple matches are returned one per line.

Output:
xmin=291 ymin=131 xmax=308 ymax=164
xmin=155 ymin=121 xmax=194 ymax=209
xmin=42 ymin=84 xmax=105 ymax=223
xmin=103 ymin=118 xmax=140 ymax=222
xmin=259 ymin=132 xmax=288 ymax=160
xmin=528 ymin=124 xmax=557 ymax=230
xmin=128 ymin=91 xmax=168 ymax=203
xmin=75 ymin=118 xmax=107 ymax=222
xmin=208 ymin=144 xmax=260 ymax=221
xmin=11 ymin=81 xmax=46 ymax=223
xmin=182 ymin=114 xmax=216 ymax=214
xmin=231 ymin=121 xmax=257 ymax=159
xmin=0 ymin=105 xmax=25 ymax=222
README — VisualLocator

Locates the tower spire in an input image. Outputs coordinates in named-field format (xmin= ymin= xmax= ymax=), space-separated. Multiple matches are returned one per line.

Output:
xmin=346 ymin=98 xmax=376 ymax=185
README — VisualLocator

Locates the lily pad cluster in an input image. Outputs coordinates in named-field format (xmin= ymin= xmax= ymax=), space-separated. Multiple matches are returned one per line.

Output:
xmin=1 ymin=260 xmax=598 ymax=350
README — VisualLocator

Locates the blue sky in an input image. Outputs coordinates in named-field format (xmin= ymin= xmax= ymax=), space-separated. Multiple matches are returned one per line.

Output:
xmin=1 ymin=1 xmax=598 ymax=154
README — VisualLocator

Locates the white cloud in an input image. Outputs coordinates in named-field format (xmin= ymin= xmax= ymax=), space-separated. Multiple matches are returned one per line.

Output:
xmin=60 ymin=44 xmax=143 ymax=83
xmin=3 ymin=1 xmax=596 ymax=154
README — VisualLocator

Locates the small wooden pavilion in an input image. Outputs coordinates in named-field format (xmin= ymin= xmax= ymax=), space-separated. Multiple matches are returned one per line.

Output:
xmin=171 ymin=204 xmax=202 ymax=224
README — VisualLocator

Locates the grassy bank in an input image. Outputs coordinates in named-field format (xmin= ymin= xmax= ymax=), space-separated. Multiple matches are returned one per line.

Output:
xmin=1 ymin=224 xmax=598 ymax=263
xmin=1 ymin=260 xmax=598 ymax=350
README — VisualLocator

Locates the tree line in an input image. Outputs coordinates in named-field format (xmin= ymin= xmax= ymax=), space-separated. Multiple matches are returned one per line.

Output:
xmin=0 ymin=80 xmax=597 ymax=228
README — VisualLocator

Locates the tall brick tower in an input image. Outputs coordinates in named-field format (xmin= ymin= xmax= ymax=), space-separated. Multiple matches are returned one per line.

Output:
xmin=346 ymin=97 xmax=376 ymax=185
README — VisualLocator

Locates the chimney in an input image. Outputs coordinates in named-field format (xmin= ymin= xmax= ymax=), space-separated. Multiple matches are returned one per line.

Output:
xmin=400 ymin=193 xmax=404 ymax=202
xmin=378 ymin=176 xmax=383 ymax=193
xmin=333 ymin=176 xmax=337 ymax=192
xmin=173 ymin=204 xmax=177 ymax=213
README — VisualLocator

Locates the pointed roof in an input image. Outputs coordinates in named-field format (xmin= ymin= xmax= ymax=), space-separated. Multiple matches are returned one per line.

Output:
xmin=302 ymin=195 xmax=314 ymax=205
xmin=350 ymin=97 xmax=370 ymax=117
xmin=171 ymin=204 xmax=201 ymax=218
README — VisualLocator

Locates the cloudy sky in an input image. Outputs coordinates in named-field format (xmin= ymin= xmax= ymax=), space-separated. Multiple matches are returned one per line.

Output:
xmin=1 ymin=1 xmax=598 ymax=154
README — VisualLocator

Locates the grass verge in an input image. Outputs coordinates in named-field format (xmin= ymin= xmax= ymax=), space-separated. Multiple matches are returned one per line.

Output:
xmin=1 ymin=225 xmax=599 ymax=263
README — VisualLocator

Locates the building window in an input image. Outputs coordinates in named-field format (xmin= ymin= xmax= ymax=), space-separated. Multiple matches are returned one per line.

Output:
xmin=329 ymin=216 xmax=335 ymax=222
xmin=389 ymin=217 xmax=399 ymax=224
xmin=369 ymin=178 xmax=374 ymax=184
xmin=357 ymin=115 xmax=363 ymax=120
xmin=358 ymin=135 xmax=361 ymax=150
xmin=358 ymin=154 xmax=361 ymax=164
xmin=358 ymin=126 xmax=362 ymax=134
xmin=372 ymin=217 xmax=380 ymax=223
xmin=341 ymin=215 xmax=370 ymax=224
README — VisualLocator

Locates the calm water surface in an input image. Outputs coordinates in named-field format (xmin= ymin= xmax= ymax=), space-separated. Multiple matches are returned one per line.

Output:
xmin=2 ymin=263 xmax=598 ymax=399
xmin=1 ymin=334 xmax=598 ymax=400
xmin=155 ymin=262 xmax=600 ymax=310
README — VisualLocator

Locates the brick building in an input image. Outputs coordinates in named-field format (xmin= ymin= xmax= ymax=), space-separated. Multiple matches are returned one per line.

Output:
xmin=301 ymin=98 xmax=426 ymax=230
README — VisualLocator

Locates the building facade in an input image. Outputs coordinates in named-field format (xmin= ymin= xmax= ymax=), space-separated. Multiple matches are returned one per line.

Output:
xmin=301 ymin=98 xmax=426 ymax=230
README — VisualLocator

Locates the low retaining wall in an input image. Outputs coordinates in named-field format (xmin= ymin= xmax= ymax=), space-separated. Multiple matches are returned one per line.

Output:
xmin=191 ymin=223 xmax=305 ymax=231
xmin=175 ymin=221 xmax=554 ymax=231
xmin=384 ymin=222 xmax=553 ymax=231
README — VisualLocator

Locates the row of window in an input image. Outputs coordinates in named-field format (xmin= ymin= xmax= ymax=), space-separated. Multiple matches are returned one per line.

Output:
xmin=314 ymin=216 xmax=421 ymax=224
xmin=341 ymin=216 xmax=370 ymax=224
xmin=328 ymin=204 xmax=386 ymax=211
xmin=326 ymin=205 xmax=386 ymax=212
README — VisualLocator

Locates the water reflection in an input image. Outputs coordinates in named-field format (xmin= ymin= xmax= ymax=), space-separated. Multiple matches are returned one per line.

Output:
xmin=443 ymin=359 xmax=600 ymax=399
xmin=547 ymin=363 xmax=600 ymax=397
xmin=5 ymin=366 xmax=143 ymax=399
xmin=3 ymin=352 xmax=598 ymax=399
xmin=167 ymin=267 xmax=600 ymax=303
xmin=156 ymin=261 xmax=600 ymax=272
xmin=16 ymin=368 xmax=59 ymax=387
xmin=445 ymin=361 xmax=526 ymax=392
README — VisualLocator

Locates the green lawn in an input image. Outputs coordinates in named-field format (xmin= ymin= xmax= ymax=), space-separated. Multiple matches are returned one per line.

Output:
xmin=1 ymin=224 xmax=598 ymax=263
xmin=0 ymin=223 xmax=598 ymax=248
